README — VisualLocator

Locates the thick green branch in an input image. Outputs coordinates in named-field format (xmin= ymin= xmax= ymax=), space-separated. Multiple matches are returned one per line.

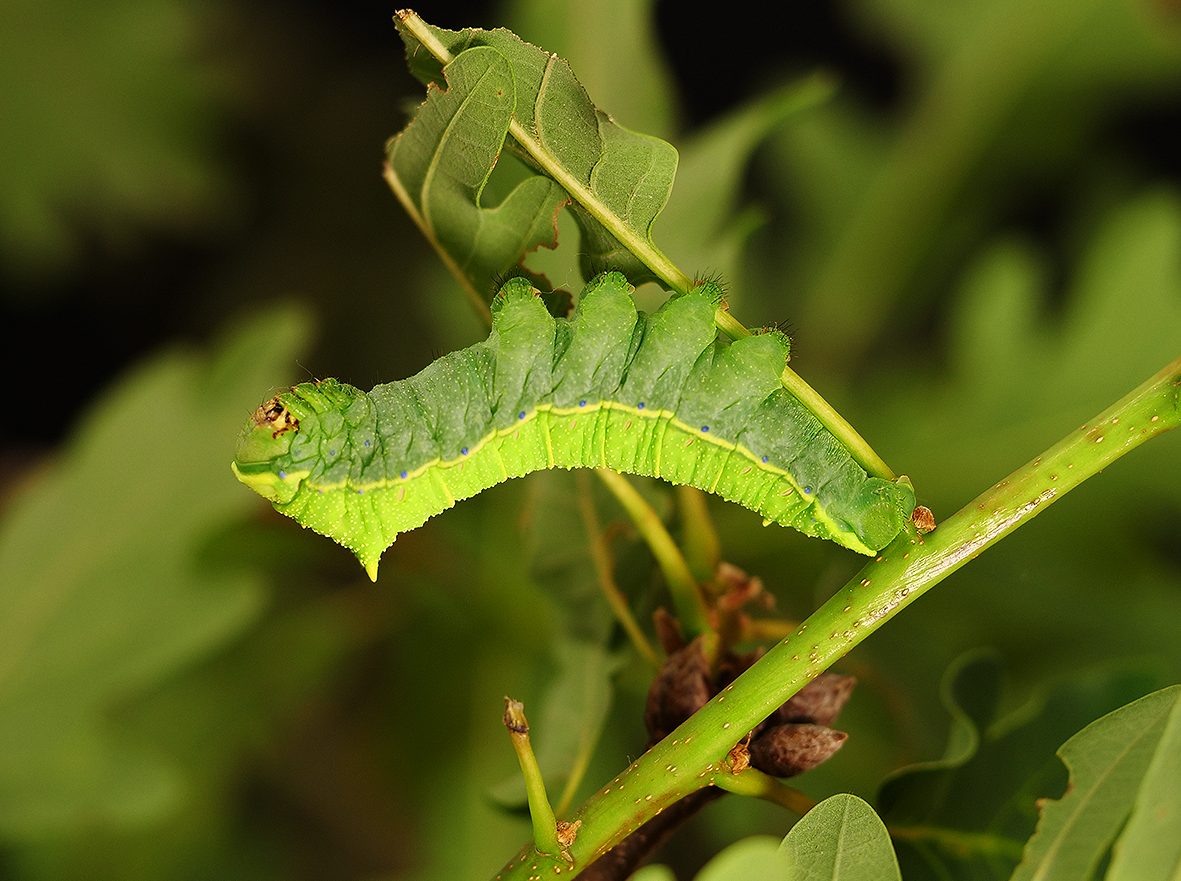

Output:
xmin=494 ymin=357 xmax=1181 ymax=879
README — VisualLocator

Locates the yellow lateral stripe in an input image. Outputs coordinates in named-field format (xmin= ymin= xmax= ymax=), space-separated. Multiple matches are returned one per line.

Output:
xmin=302 ymin=401 xmax=826 ymax=509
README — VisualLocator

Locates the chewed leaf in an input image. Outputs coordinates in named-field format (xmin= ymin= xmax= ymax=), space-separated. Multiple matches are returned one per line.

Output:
xmin=1010 ymin=685 xmax=1181 ymax=881
xmin=395 ymin=13 xmax=685 ymax=290
xmin=570 ymin=114 xmax=678 ymax=283
xmin=232 ymin=273 xmax=915 ymax=579
xmin=877 ymin=653 xmax=1161 ymax=881
xmin=386 ymin=44 xmax=566 ymax=300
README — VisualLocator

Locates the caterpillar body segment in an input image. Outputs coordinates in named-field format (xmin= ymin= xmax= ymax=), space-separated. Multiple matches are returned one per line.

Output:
xmin=233 ymin=273 xmax=915 ymax=579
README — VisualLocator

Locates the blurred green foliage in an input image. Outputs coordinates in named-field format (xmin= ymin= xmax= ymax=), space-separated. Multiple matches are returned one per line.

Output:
xmin=1 ymin=0 xmax=1178 ymax=879
xmin=0 ymin=0 xmax=232 ymax=277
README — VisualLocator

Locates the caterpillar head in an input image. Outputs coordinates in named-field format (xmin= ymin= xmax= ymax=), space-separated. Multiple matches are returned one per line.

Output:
xmin=232 ymin=393 xmax=304 ymax=503
xmin=232 ymin=378 xmax=371 ymax=506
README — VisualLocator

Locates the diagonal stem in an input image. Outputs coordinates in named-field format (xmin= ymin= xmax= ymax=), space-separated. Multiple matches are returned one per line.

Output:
xmin=493 ymin=357 xmax=1181 ymax=879
xmin=594 ymin=469 xmax=710 ymax=640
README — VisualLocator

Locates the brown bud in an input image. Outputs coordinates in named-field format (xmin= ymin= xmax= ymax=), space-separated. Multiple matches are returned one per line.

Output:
xmin=773 ymin=673 xmax=856 ymax=727
xmin=714 ymin=562 xmax=767 ymax=611
xmin=653 ymin=607 xmax=686 ymax=655
xmin=644 ymin=640 xmax=711 ymax=741
xmin=749 ymin=724 xmax=847 ymax=777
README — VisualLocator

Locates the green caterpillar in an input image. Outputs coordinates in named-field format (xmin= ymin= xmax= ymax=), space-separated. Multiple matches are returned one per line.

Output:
xmin=233 ymin=273 xmax=915 ymax=580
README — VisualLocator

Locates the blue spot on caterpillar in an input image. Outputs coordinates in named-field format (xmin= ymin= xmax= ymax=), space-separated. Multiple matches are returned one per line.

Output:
xmin=232 ymin=273 xmax=915 ymax=579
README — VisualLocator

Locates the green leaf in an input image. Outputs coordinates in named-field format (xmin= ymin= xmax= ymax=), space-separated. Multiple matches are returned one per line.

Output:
xmin=697 ymin=836 xmax=789 ymax=880
xmin=394 ymin=14 xmax=689 ymax=291
xmin=503 ymin=0 xmax=678 ymax=138
xmin=0 ymin=306 xmax=310 ymax=838
xmin=781 ymin=794 xmax=901 ymax=881
xmin=1011 ymin=686 xmax=1181 ymax=881
xmin=1104 ymin=688 xmax=1181 ymax=881
xmin=386 ymin=44 xmax=567 ymax=304
xmin=878 ymin=652 xmax=1161 ymax=880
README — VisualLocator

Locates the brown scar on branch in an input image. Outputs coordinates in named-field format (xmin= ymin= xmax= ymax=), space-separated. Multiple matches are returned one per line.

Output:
xmin=726 ymin=734 xmax=752 ymax=774
xmin=911 ymin=505 xmax=936 ymax=533
xmin=556 ymin=819 xmax=582 ymax=862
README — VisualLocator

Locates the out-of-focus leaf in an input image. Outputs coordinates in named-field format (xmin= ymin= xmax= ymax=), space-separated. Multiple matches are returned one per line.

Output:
xmin=696 ymin=836 xmax=788 ymax=880
xmin=396 ymin=17 xmax=679 ymax=288
xmin=0 ymin=306 xmax=309 ymax=838
xmin=1011 ymin=686 xmax=1181 ymax=881
xmin=661 ymin=76 xmax=836 ymax=298
xmin=878 ymin=652 xmax=1162 ymax=880
xmin=762 ymin=0 xmax=1181 ymax=360
xmin=848 ymin=193 xmax=1181 ymax=717
xmin=0 ymin=0 xmax=230 ymax=276
xmin=781 ymin=794 xmax=901 ymax=881
xmin=7 ymin=593 xmax=368 ymax=881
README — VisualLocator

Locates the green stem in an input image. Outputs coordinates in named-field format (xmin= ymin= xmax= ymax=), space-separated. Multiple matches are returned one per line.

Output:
xmin=396 ymin=9 xmax=897 ymax=481
xmin=494 ymin=357 xmax=1181 ymax=879
xmin=676 ymin=486 xmax=721 ymax=586
xmin=712 ymin=768 xmax=817 ymax=815
xmin=504 ymin=698 xmax=563 ymax=858
xmin=594 ymin=469 xmax=710 ymax=639
xmin=577 ymin=473 xmax=662 ymax=668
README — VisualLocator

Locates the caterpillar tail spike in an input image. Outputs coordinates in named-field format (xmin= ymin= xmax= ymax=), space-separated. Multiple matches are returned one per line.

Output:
xmin=233 ymin=273 xmax=916 ymax=580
